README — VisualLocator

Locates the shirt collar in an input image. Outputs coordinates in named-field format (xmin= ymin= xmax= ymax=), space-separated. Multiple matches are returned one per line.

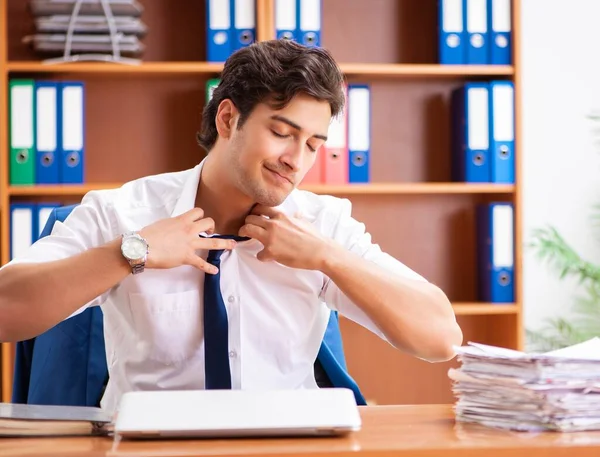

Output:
xmin=170 ymin=159 xmax=205 ymax=218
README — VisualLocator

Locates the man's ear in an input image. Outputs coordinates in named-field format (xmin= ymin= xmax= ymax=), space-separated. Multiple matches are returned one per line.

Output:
xmin=215 ymin=99 xmax=239 ymax=139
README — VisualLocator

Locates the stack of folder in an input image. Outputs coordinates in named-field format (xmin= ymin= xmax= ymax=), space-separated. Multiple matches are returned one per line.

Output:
xmin=438 ymin=0 xmax=512 ymax=65
xmin=451 ymin=80 xmax=515 ymax=184
xmin=449 ymin=338 xmax=600 ymax=432
xmin=23 ymin=0 xmax=146 ymax=57
xmin=9 ymin=79 xmax=85 ymax=185
xmin=10 ymin=203 xmax=59 ymax=260
xmin=206 ymin=0 xmax=257 ymax=62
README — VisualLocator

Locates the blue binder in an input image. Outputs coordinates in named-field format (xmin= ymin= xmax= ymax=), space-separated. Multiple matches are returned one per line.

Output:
xmin=465 ymin=0 xmax=490 ymax=64
xmin=10 ymin=203 xmax=37 ymax=261
xmin=347 ymin=84 xmax=370 ymax=183
xmin=451 ymin=82 xmax=491 ymax=182
xmin=438 ymin=0 xmax=466 ymax=64
xmin=489 ymin=80 xmax=515 ymax=184
xmin=477 ymin=202 xmax=514 ymax=303
xmin=232 ymin=0 xmax=256 ymax=52
xmin=206 ymin=0 xmax=232 ymax=62
xmin=275 ymin=0 xmax=298 ymax=41
xmin=35 ymin=81 xmax=60 ymax=184
xmin=297 ymin=0 xmax=321 ymax=47
xmin=58 ymin=81 xmax=85 ymax=184
xmin=488 ymin=0 xmax=512 ymax=64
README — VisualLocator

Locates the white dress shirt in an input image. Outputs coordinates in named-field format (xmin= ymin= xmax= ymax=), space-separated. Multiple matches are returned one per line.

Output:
xmin=6 ymin=159 xmax=426 ymax=413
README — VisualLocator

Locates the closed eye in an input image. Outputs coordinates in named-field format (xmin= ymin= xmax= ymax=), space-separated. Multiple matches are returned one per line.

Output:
xmin=271 ymin=130 xmax=288 ymax=138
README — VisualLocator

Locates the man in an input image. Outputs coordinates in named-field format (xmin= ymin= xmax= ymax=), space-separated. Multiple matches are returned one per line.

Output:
xmin=0 ymin=40 xmax=462 ymax=413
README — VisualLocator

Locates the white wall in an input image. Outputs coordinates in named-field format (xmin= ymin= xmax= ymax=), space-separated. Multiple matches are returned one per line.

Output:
xmin=521 ymin=0 xmax=600 ymax=335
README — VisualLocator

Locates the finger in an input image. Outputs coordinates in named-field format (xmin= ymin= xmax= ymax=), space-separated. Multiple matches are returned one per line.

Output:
xmin=185 ymin=253 xmax=219 ymax=274
xmin=251 ymin=204 xmax=281 ymax=219
xmin=193 ymin=237 xmax=237 ymax=251
xmin=239 ymin=224 xmax=268 ymax=241
xmin=182 ymin=207 xmax=204 ymax=222
xmin=192 ymin=217 xmax=215 ymax=234
xmin=256 ymin=249 xmax=273 ymax=262
xmin=244 ymin=214 xmax=270 ymax=229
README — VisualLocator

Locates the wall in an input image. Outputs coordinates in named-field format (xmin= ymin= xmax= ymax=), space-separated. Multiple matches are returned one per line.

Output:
xmin=521 ymin=0 xmax=600 ymax=338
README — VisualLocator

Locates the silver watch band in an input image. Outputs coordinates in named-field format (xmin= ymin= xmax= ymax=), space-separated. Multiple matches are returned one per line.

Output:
xmin=131 ymin=263 xmax=145 ymax=275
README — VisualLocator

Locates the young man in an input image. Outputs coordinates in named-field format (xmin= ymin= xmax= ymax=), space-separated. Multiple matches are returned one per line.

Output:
xmin=0 ymin=40 xmax=462 ymax=413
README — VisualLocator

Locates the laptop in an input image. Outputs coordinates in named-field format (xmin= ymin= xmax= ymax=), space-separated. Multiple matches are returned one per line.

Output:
xmin=113 ymin=388 xmax=362 ymax=439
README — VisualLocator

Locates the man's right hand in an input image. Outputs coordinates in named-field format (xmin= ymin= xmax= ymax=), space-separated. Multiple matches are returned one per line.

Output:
xmin=138 ymin=208 xmax=236 ymax=274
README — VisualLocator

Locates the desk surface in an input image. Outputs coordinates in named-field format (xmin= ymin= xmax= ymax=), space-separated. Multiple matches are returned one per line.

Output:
xmin=2 ymin=404 xmax=600 ymax=457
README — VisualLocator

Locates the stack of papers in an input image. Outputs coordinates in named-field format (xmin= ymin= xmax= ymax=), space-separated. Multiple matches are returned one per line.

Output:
xmin=24 ymin=0 xmax=146 ymax=57
xmin=449 ymin=338 xmax=600 ymax=432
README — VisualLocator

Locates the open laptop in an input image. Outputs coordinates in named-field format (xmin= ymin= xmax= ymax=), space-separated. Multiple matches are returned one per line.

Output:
xmin=113 ymin=388 xmax=362 ymax=439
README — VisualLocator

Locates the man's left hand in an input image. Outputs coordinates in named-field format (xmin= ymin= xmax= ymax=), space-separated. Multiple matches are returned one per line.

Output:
xmin=239 ymin=204 xmax=333 ymax=270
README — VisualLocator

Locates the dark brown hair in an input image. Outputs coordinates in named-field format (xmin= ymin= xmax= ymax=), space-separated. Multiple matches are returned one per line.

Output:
xmin=197 ymin=39 xmax=345 ymax=152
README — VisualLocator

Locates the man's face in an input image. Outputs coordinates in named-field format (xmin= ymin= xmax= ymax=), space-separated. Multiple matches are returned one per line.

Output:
xmin=222 ymin=94 xmax=331 ymax=207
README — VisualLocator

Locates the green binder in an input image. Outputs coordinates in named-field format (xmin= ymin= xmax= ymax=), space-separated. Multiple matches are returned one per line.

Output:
xmin=206 ymin=78 xmax=220 ymax=104
xmin=9 ymin=79 xmax=36 ymax=185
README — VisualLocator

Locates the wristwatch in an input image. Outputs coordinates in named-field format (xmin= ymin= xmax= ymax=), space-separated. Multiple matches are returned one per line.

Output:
xmin=121 ymin=231 xmax=149 ymax=275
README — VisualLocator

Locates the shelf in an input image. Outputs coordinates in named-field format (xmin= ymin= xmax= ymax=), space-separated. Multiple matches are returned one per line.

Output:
xmin=451 ymin=303 xmax=519 ymax=316
xmin=6 ymin=61 xmax=224 ymax=75
xmin=5 ymin=61 xmax=513 ymax=78
xmin=9 ymin=183 xmax=122 ymax=196
xmin=8 ymin=182 xmax=515 ymax=197
xmin=339 ymin=63 xmax=514 ymax=77
xmin=299 ymin=183 xmax=514 ymax=195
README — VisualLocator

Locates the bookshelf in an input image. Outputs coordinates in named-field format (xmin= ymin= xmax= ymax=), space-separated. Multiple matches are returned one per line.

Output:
xmin=0 ymin=0 xmax=523 ymax=405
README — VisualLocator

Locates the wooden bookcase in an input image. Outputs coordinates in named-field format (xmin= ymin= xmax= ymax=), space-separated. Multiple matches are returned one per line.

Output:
xmin=0 ymin=0 xmax=523 ymax=405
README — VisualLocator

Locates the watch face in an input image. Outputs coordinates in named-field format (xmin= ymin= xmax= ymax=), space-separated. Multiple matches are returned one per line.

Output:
xmin=122 ymin=237 xmax=146 ymax=260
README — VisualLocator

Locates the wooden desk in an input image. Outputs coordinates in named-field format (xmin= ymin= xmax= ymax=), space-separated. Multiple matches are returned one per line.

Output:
xmin=2 ymin=404 xmax=600 ymax=457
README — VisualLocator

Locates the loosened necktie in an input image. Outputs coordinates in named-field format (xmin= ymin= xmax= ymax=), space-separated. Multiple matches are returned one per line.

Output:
xmin=202 ymin=234 xmax=248 ymax=389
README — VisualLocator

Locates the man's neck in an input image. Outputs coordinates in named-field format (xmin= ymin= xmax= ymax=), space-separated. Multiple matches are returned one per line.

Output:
xmin=195 ymin=155 xmax=253 ymax=235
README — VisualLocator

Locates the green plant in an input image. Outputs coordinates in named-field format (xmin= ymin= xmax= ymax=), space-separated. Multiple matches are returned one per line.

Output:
xmin=526 ymin=205 xmax=600 ymax=352
xmin=525 ymin=113 xmax=600 ymax=352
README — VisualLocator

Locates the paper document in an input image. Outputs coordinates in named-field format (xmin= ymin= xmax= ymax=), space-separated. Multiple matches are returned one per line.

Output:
xmin=449 ymin=338 xmax=600 ymax=432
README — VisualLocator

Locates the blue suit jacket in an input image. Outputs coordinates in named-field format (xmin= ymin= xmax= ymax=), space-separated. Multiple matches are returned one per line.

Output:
xmin=13 ymin=205 xmax=366 ymax=406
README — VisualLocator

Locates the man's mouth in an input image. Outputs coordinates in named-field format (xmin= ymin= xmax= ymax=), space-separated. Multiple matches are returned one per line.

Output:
xmin=264 ymin=166 xmax=293 ymax=185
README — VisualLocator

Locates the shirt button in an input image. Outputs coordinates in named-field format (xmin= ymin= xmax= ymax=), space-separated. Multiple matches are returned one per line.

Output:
xmin=227 ymin=296 xmax=235 ymax=303
xmin=229 ymin=350 xmax=237 ymax=358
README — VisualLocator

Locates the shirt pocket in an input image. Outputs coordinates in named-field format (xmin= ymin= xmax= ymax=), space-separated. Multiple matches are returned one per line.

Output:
xmin=128 ymin=289 xmax=202 ymax=365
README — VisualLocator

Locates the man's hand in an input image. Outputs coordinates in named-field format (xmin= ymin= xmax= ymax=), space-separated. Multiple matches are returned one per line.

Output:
xmin=139 ymin=208 xmax=236 ymax=274
xmin=239 ymin=204 xmax=331 ymax=270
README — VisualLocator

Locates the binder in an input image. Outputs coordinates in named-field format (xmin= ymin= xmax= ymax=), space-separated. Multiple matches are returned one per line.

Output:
xmin=10 ymin=204 xmax=36 ymax=260
xmin=35 ymin=81 xmax=60 ymax=184
xmin=301 ymin=154 xmax=323 ymax=184
xmin=347 ymin=84 xmax=370 ymax=184
xmin=232 ymin=0 xmax=255 ymax=52
xmin=477 ymin=202 xmax=514 ymax=303
xmin=275 ymin=0 xmax=297 ymax=41
xmin=323 ymin=85 xmax=348 ymax=184
xmin=298 ymin=0 xmax=321 ymax=47
xmin=9 ymin=79 xmax=36 ymax=185
xmin=438 ymin=0 xmax=465 ymax=64
xmin=59 ymin=82 xmax=85 ymax=184
xmin=206 ymin=0 xmax=232 ymax=62
xmin=489 ymin=81 xmax=514 ymax=184
xmin=488 ymin=0 xmax=512 ymax=64
xmin=466 ymin=0 xmax=489 ymax=64
xmin=206 ymin=78 xmax=220 ymax=104
xmin=451 ymin=82 xmax=490 ymax=182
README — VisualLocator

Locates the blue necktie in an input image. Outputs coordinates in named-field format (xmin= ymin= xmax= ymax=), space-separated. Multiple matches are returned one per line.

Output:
xmin=203 ymin=234 xmax=248 ymax=389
